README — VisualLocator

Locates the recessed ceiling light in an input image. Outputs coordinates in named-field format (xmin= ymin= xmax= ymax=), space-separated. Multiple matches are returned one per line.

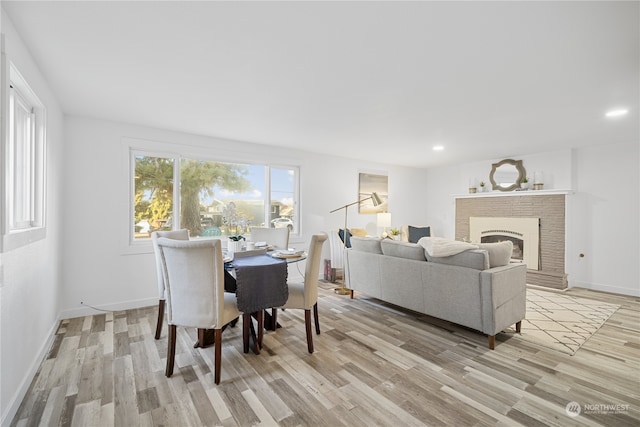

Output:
xmin=433 ymin=145 xmax=444 ymax=151
xmin=605 ymin=109 xmax=629 ymax=118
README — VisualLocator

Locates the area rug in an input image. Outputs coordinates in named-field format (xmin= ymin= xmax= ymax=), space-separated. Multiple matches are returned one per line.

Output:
xmin=506 ymin=288 xmax=620 ymax=355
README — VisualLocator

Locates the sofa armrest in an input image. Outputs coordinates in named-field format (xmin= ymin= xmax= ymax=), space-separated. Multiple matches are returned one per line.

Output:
xmin=344 ymin=248 xmax=383 ymax=298
xmin=479 ymin=264 xmax=527 ymax=335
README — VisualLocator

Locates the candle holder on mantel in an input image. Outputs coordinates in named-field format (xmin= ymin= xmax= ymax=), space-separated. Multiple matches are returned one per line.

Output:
xmin=533 ymin=171 xmax=544 ymax=190
xmin=468 ymin=178 xmax=477 ymax=193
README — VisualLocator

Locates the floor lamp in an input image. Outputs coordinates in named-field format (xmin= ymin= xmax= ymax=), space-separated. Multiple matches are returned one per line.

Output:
xmin=330 ymin=191 xmax=383 ymax=295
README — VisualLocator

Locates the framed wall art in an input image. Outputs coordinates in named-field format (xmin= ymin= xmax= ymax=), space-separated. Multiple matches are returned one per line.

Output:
xmin=358 ymin=172 xmax=388 ymax=214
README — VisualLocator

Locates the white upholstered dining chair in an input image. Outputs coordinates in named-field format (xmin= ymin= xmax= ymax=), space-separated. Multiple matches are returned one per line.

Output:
xmin=156 ymin=237 xmax=242 ymax=384
xmin=151 ymin=229 xmax=190 ymax=339
xmin=277 ymin=233 xmax=327 ymax=353
xmin=250 ymin=227 xmax=290 ymax=250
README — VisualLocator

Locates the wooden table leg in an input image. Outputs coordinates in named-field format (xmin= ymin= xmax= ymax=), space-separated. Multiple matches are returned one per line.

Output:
xmin=243 ymin=314 xmax=251 ymax=353
xmin=263 ymin=309 xmax=282 ymax=331
xmin=194 ymin=328 xmax=215 ymax=348
xmin=194 ymin=323 xmax=231 ymax=348
xmin=257 ymin=310 xmax=264 ymax=350
xmin=249 ymin=318 xmax=260 ymax=354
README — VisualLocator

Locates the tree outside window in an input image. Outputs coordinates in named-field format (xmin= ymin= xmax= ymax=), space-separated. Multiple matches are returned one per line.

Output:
xmin=133 ymin=153 xmax=297 ymax=240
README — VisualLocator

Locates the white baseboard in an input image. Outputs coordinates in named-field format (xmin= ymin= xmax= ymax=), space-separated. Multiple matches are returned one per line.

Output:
xmin=1 ymin=318 xmax=58 ymax=427
xmin=59 ymin=296 xmax=158 ymax=320
xmin=569 ymin=281 xmax=640 ymax=297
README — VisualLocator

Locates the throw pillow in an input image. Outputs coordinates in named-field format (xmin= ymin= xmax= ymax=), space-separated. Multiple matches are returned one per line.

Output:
xmin=338 ymin=229 xmax=352 ymax=248
xmin=350 ymin=228 xmax=368 ymax=237
xmin=418 ymin=237 xmax=478 ymax=257
xmin=381 ymin=239 xmax=426 ymax=261
xmin=426 ymin=249 xmax=489 ymax=270
xmin=477 ymin=241 xmax=513 ymax=268
xmin=350 ymin=236 xmax=383 ymax=254
xmin=408 ymin=225 xmax=431 ymax=243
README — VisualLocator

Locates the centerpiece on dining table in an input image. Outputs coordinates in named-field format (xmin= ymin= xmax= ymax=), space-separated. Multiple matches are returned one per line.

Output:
xmin=222 ymin=202 xmax=246 ymax=253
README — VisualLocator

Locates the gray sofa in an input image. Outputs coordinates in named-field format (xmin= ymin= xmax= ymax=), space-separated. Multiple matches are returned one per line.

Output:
xmin=344 ymin=237 xmax=527 ymax=349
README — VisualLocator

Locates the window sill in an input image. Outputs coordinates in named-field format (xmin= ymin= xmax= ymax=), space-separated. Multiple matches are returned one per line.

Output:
xmin=1 ymin=227 xmax=46 ymax=252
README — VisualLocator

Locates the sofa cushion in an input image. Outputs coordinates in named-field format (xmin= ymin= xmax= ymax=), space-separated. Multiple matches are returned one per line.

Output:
xmin=418 ymin=237 xmax=478 ymax=257
xmin=350 ymin=236 xmax=383 ymax=254
xmin=477 ymin=241 xmax=513 ymax=268
xmin=408 ymin=225 xmax=431 ymax=243
xmin=426 ymin=249 xmax=489 ymax=270
xmin=381 ymin=239 xmax=426 ymax=261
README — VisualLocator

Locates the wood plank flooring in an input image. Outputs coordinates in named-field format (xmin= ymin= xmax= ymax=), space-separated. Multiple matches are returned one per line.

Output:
xmin=11 ymin=283 xmax=640 ymax=426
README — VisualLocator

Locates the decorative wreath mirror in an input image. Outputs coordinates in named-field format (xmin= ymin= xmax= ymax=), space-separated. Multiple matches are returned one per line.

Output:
xmin=489 ymin=159 xmax=525 ymax=191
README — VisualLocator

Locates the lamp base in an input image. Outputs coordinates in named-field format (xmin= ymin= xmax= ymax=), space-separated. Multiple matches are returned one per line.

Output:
xmin=334 ymin=287 xmax=352 ymax=295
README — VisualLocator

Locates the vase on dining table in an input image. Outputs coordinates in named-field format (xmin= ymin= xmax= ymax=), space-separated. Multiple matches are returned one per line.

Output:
xmin=227 ymin=239 xmax=244 ymax=254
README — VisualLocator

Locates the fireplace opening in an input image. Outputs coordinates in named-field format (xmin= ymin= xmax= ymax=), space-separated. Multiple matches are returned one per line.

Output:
xmin=481 ymin=235 xmax=524 ymax=261
xmin=470 ymin=217 xmax=539 ymax=270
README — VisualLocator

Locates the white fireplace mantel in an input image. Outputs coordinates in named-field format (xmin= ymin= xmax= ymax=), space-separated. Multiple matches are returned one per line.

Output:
xmin=454 ymin=189 xmax=574 ymax=199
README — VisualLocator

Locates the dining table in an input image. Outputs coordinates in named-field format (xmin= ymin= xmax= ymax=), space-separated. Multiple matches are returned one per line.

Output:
xmin=194 ymin=248 xmax=307 ymax=354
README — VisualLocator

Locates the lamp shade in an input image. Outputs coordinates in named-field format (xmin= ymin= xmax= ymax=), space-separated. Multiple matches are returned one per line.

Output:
xmin=377 ymin=213 xmax=391 ymax=228
xmin=371 ymin=191 xmax=383 ymax=206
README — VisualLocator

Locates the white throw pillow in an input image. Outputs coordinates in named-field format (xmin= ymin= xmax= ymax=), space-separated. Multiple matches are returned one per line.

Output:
xmin=418 ymin=237 xmax=478 ymax=257
xmin=477 ymin=241 xmax=513 ymax=268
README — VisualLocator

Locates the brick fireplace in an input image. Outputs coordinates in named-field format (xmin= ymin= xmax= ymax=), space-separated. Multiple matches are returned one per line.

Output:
xmin=456 ymin=193 xmax=568 ymax=289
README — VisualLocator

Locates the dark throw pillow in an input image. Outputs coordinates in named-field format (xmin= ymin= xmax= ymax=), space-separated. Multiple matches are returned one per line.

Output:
xmin=338 ymin=228 xmax=352 ymax=248
xmin=408 ymin=225 xmax=430 ymax=243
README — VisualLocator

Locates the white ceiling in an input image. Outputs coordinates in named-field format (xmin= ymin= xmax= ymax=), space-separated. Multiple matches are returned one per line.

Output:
xmin=3 ymin=1 xmax=638 ymax=168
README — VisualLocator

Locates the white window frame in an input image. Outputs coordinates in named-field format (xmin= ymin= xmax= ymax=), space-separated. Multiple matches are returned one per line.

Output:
xmin=1 ymin=53 xmax=47 ymax=252
xmin=126 ymin=144 xmax=300 ymax=248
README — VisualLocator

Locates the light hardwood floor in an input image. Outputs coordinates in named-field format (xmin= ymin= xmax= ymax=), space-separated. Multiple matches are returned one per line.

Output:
xmin=11 ymin=283 xmax=640 ymax=426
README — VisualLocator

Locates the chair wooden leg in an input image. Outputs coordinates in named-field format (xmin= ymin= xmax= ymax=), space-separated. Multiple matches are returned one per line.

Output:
xmin=155 ymin=299 xmax=165 ymax=339
xmin=313 ymin=303 xmax=320 ymax=335
xmin=214 ymin=329 xmax=222 ymax=384
xmin=488 ymin=335 xmax=495 ymax=350
xmin=350 ymin=290 xmax=354 ymax=299
xmin=165 ymin=325 xmax=176 ymax=377
xmin=243 ymin=314 xmax=250 ymax=354
xmin=515 ymin=321 xmax=522 ymax=333
xmin=305 ymin=309 xmax=314 ymax=353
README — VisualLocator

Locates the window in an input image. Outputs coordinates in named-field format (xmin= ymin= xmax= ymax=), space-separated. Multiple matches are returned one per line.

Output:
xmin=131 ymin=152 xmax=298 ymax=241
xmin=133 ymin=155 xmax=175 ymax=238
xmin=269 ymin=167 xmax=296 ymax=232
xmin=2 ymin=61 xmax=46 ymax=251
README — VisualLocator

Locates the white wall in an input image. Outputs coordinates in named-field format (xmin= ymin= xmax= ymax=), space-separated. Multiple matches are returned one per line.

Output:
xmin=61 ymin=118 xmax=636 ymax=325
xmin=567 ymin=141 xmax=639 ymax=296
xmin=0 ymin=13 xmax=65 ymax=426
xmin=424 ymin=144 xmax=639 ymax=296
xmin=60 ymin=116 xmax=429 ymax=318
